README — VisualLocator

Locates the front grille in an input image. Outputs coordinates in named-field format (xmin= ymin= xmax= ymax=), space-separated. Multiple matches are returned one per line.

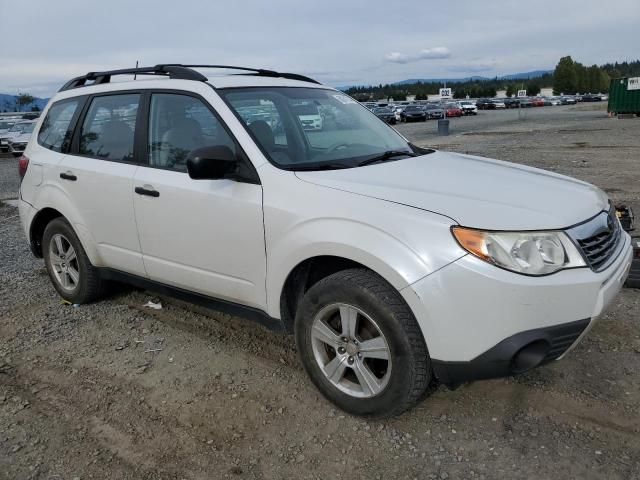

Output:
xmin=541 ymin=318 xmax=590 ymax=363
xmin=569 ymin=208 xmax=622 ymax=272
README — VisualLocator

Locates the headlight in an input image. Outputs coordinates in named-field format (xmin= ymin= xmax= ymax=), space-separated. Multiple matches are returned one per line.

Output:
xmin=452 ymin=226 xmax=586 ymax=275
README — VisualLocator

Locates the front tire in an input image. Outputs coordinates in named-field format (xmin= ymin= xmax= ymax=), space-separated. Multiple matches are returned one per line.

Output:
xmin=43 ymin=217 xmax=105 ymax=304
xmin=295 ymin=269 xmax=431 ymax=417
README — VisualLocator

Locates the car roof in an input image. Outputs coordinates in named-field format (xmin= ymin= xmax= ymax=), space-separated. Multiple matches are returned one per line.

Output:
xmin=50 ymin=74 xmax=335 ymax=106
xmin=51 ymin=74 xmax=337 ymax=107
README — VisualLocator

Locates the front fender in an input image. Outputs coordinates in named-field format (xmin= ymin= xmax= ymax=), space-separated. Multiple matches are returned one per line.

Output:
xmin=265 ymin=209 xmax=466 ymax=319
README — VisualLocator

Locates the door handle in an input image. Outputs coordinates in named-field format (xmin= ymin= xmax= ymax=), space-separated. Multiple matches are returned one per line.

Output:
xmin=60 ymin=172 xmax=77 ymax=181
xmin=135 ymin=186 xmax=160 ymax=198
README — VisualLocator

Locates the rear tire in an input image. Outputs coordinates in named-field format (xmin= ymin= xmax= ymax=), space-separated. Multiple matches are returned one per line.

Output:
xmin=43 ymin=217 xmax=105 ymax=304
xmin=295 ymin=268 xmax=431 ymax=418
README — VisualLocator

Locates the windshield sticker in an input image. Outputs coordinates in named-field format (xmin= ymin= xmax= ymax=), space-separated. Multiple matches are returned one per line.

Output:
xmin=333 ymin=94 xmax=356 ymax=105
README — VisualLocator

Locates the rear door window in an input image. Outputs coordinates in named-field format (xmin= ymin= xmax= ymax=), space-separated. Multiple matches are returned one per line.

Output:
xmin=37 ymin=99 xmax=81 ymax=152
xmin=79 ymin=94 xmax=140 ymax=162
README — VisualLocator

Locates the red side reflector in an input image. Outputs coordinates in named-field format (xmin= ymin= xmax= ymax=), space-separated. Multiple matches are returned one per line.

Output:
xmin=18 ymin=155 xmax=29 ymax=179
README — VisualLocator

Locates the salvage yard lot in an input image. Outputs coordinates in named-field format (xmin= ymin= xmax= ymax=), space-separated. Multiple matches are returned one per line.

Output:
xmin=1 ymin=104 xmax=639 ymax=479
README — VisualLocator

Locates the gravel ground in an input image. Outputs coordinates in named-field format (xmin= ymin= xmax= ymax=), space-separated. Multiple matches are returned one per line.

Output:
xmin=0 ymin=155 xmax=19 ymax=201
xmin=1 ymin=104 xmax=639 ymax=479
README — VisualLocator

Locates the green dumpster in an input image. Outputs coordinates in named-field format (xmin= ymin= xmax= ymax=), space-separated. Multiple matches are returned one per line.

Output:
xmin=608 ymin=77 xmax=640 ymax=115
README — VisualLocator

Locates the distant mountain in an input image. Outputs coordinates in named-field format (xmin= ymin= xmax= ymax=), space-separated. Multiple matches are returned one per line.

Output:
xmin=0 ymin=94 xmax=50 ymax=113
xmin=394 ymin=75 xmax=487 ymax=85
xmin=393 ymin=70 xmax=553 ymax=85
xmin=336 ymin=69 xmax=553 ymax=91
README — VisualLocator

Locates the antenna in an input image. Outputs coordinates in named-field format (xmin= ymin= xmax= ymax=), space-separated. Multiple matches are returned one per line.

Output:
xmin=134 ymin=60 xmax=139 ymax=80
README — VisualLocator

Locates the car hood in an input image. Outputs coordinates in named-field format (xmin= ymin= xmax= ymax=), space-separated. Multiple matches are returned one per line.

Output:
xmin=0 ymin=131 xmax=19 ymax=140
xmin=295 ymin=150 xmax=608 ymax=230
xmin=11 ymin=133 xmax=31 ymax=142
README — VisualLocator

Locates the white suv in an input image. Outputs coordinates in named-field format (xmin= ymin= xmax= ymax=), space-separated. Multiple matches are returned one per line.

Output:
xmin=18 ymin=65 xmax=633 ymax=417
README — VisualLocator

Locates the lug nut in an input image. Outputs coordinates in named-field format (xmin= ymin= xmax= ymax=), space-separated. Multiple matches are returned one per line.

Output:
xmin=348 ymin=356 xmax=354 ymax=364
xmin=357 ymin=352 xmax=362 ymax=359
xmin=341 ymin=337 xmax=348 ymax=343
xmin=338 ymin=347 xmax=346 ymax=354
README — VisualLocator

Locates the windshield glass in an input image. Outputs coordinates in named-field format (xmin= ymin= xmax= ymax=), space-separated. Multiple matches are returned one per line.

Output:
xmin=220 ymin=87 xmax=412 ymax=170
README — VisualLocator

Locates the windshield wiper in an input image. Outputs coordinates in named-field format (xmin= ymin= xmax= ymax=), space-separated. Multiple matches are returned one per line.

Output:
xmin=287 ymin=163 xmax=354 ymax=172
xmin=358 ymin=150 xmax=416 ymax=167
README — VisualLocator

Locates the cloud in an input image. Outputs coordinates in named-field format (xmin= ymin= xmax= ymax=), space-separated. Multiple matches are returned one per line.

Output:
xmin=384 ymin=47 xmax=451 ymax=64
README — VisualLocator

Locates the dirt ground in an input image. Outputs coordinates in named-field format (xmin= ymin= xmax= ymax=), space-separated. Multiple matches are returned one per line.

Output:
xmin=1 ymin=104 xmax=639 ymax=480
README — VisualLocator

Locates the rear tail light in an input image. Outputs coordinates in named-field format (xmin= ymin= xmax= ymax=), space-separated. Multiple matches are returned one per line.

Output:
xmin=18 ymin=155 xmax=29 ymax=180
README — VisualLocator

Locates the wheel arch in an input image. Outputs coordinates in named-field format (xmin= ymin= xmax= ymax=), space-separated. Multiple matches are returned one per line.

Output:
xmin=29 ymin=207 xmax=64 ymax=257
xmin=27 ymin=191 xmax=101 ymax=266
xmin=275 ymin=249 xmax=424 ymax=337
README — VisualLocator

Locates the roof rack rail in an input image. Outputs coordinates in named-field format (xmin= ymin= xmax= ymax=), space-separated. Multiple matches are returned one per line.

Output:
xmin=157 ymin=64 xmax=321 ymax=85
xmin=58 ymin=65 xmax=207 ymax=92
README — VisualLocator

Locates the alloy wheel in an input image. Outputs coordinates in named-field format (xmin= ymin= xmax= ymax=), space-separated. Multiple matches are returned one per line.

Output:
xmin=49 ymin=233 xmax=80 ymax=292
xmin=311 ymin=303 xmax=392 ymax=398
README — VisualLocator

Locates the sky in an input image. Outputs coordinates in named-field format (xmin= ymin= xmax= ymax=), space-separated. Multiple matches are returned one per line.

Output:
xmin=0 ymin=0 xmax=638 ymax=98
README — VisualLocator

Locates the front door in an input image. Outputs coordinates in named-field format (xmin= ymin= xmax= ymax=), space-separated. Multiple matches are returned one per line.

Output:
xmin=133 ymin=92 xmax=266 ymax=310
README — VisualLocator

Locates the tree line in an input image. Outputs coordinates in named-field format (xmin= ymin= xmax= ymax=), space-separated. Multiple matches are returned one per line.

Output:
xmin=1 ymin=93 xmax=40 ymax=113
xmin=553 ymin=56 xmax=610 ymax=95
xmin=345 ymin=57 xmax=640 ymax=101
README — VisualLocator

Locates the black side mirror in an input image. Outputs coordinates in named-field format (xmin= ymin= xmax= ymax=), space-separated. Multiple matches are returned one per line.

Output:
xmin=186 ymin=146 xmax=237 ymax=180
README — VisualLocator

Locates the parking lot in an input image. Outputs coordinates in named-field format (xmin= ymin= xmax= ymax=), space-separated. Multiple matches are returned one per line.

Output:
xmin=1 ymin=103 xmax=639 ymax=479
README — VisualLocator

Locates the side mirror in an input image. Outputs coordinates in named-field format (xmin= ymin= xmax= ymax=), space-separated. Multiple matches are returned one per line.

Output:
xmin=186 ymin=146 xmax=237 ymax=180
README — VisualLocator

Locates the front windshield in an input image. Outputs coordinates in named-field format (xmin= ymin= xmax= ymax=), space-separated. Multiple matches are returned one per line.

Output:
xmin=10 ymin=123 xmax=24 ymax=132
xmin=220 ymin=87 xmax=413 ymax=170
xmin=22 ymin=123 xmax=36 ymax=133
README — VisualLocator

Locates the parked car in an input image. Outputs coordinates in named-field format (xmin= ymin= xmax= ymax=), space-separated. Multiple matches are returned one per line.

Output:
xmin=531 ymin=97 xmax=545 ymax=107
xmin=423 ymin=104 xmax=444 ymax=119
xmin=0 ymin=120 xmax=16 ymax=151
xmin=544 ymin=97 xmax=562 ymax=106
xmin=8 ymin=121 xmax=36 ymax=157
xmin=476 ymin=98 xmax=496 ymax=110
xmin=492 ymin=99 xmax=506 ymax=109
xmin=0 ymin=120 xmax=34 ymax=152
xmin=372 ymin=107 xmax=397 ymax=124
xmin=444 ymin=103 xmax=463 ymax=117
xmin=582 ymin=94 xmax=603 ymax=102
xmin=504 ymin=98 xmax=520 ymax=109
xmin=399 ymin=105 xmax=427 ymax=122
xmin=292 ymin=102 xmax=323 ymax=130
xmin=459 ymin=101 xmax=478 ymax=115
xmin=518 ymin=98 xmax=533 ymax=108
xmin=18 ymin=64 xmax=633 ymax=418
xmin=560 ymin=96 xmax=577 ymax=105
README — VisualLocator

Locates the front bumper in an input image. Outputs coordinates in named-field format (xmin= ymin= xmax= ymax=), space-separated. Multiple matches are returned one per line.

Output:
xmin=432 ymin=318 xmax=590 ymax=386
xmin=401 ymin=232 xmax=633 ymax=385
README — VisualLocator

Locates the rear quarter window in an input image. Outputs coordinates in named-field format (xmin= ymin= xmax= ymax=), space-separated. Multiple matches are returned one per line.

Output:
xmin=37 ymin=99 xmax=81 ymax=152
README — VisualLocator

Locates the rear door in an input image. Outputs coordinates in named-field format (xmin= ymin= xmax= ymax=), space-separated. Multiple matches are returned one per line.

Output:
xmin=59 ymin=92 xmax=146 ymax=276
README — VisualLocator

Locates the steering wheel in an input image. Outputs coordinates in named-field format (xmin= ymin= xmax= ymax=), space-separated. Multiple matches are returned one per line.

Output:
xmin=324 ymin=142 xmax=351 ymax=154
